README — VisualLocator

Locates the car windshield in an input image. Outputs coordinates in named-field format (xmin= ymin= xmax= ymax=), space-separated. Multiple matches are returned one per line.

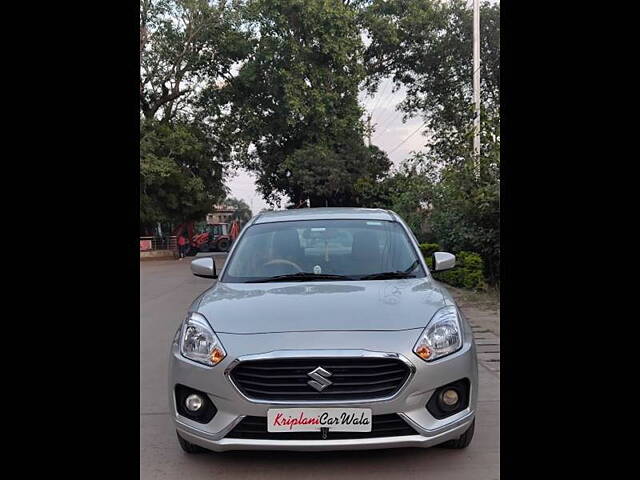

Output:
xmin=222 ymin=219 xmax=425 ymax=283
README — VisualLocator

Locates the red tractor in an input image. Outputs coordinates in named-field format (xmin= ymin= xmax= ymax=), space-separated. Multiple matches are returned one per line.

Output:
xmin=193 ymin=223 xmax=232 ymax=252
xmin=174 ymin=221 xmax=235 ymax=255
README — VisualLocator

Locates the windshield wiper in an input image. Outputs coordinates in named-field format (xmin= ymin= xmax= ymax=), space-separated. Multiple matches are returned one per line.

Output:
xmin=358 ymin=271 xmax=417 ymax=280
xmin=357 ymin=260 xmax=420 ymax=280
xmin=249 ymin=272 xmax=353 ymax=283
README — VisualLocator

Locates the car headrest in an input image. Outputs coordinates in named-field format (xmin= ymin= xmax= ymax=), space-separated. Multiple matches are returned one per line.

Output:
xmin=351 ymin=231 xmax=380 ymax=261
xmin=272 ymin=229 xmax=302 ymax=258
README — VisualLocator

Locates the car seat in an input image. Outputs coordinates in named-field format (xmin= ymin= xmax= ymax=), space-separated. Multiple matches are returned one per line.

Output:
xmin=267 ymin=229 xmax=305 ymax=274
xmin=350 ymin=231 xmax=382 ymax=275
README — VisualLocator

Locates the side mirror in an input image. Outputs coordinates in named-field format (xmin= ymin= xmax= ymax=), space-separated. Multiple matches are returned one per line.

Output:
xmin=432 ymin=252 xmax=456 ymax=272
xmin=191 ymin=257 xmax=217 ymax=279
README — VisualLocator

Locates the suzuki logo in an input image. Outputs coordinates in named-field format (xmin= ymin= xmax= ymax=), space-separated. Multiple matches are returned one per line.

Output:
xmin=307 ymin=366 xmax=333 ymax=392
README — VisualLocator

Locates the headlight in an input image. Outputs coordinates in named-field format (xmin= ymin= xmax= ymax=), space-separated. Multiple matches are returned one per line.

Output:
xmin=179 ymin=312 xmax=226 ymax=366
xmin=413 ymin=305 xmax=463 ymax=361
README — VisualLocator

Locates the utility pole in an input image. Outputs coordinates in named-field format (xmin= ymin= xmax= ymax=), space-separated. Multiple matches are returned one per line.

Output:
xmin=473 ymin=0 xmax=481 ymax=179
xmin=366 ymin=114 xmax=372 ymax=147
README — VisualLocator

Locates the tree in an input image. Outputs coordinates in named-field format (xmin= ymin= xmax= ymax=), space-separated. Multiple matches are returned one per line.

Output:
xmin=281 ymin=142 xmax=391 ymax=207
xmin=362 ymin=0 xmax=500 ymax=281
xmin=223 ymin=196 xmax=253 ymax=224
xmin=220 ymin=0 xmax=390 ymax=207
xmin=362 ymin=0 xmax=500 ymax=168
xmin=140 ymin=120 xmax=228 ymax=226
xmin=140 ymin=0 xmax=249 ymax=122
xmin=355 ymin=157 xmax=434 ymax=241
xmin=429 ymin=152 xmax=500 ymax=282
xmin=140 ymin=0 xmax=251 ymax=231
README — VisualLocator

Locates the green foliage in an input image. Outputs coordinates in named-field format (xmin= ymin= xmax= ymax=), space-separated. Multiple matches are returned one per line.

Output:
xmin=140 ymin=1 xmax=248 ymax=230
xmin=418 ymin=243 xmax=440 ymax=257
xmin=361 ymin=0 xmax=500 ymax=282
xmin=140 ymin=0 xmax=250 ymax=122
xmin=383 ymin=167 xmax=432 ymax=242
xmin=424 ymin=250 xmax=487 ymax=291
xmin=138 ymin=0 xmax=501 ymax=288
xmin=428 ymin=158 xmax=500 ymax=282
xmin=362 ymin=0 xmax=500 ymax=166
xmin=140 ymin=119 xmax=228 ymax=226
xmin=224 ymin=196 xmax=253 ymax=224
xmin=221 ymin=0 xmax=391 ymax=207
xmin=435 ymin=268 xmax=486 ymax=291
xmin=355 ymin=159 xmax=433 ymax=241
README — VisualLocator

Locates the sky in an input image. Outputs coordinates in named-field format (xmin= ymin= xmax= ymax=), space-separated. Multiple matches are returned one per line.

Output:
xmin=226 ymin=77 xmax=428 ymax=214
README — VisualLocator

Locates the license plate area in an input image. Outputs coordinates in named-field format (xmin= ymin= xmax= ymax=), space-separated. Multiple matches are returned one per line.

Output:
xmin=267 ymin=408 xmax=372 ymax=433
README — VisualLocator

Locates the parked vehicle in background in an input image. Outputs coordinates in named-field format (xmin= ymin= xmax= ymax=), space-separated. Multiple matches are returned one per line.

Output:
xmin=169 ymin=207 xmax=478 ymax=453
xmin=192 ymin=223 xmax=232 ymax=253
xmin=174 ymin=221 xmax=234 ymax=255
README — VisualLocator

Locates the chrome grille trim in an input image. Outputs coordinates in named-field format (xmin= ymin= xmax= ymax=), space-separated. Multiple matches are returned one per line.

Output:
xmin=224 ymin=350 xmax=416 ymax=405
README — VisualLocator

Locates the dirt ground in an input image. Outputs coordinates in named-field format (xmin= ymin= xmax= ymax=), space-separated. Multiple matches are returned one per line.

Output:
xmin=447 ymin=285 xmax=500 ymax=337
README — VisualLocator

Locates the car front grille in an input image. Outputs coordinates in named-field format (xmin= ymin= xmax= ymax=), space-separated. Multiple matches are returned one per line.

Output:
xmin=225 ymin=414 xmax=419 ymax=440
xmin=229 ymin=357 xmax=411 ymax=401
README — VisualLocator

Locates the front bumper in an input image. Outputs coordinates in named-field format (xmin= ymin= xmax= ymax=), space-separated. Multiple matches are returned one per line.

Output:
xmin=169 ymin=329 xmax=478 ymax=452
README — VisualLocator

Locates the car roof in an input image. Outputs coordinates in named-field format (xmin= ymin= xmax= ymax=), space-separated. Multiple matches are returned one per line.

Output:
xmin=253 ymin=207 xmax=396 ymax=224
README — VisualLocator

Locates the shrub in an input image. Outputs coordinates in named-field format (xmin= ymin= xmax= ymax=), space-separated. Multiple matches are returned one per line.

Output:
xmin=423 ymin=250 xmax=487 ymax=291
xmin=456 ymin=251 xmax=485 ymax=271
xmin=418 ymin=243 xmax=441 ymax=257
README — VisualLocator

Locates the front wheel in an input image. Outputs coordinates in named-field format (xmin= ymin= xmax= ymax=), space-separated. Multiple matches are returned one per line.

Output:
xmin=439 ymin=419 xmax=475 ymax=449
xmin=216 ymin=238 xmax=230 ymax=252
xmin=176 ymin=431 xmax=207 ymax=454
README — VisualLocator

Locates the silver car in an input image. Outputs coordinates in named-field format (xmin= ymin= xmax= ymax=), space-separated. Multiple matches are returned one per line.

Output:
xmin=169 ymin=208 xmax=478 ymax=453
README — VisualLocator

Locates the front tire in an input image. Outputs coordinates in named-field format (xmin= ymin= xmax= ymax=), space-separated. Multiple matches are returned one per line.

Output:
xmin=176 ymin=431 xmax=207 ymax=454
xmin=216 ymin=238 xmax=230 ymax=252
xmin=439 ymin=419 xmax=475 ymax=449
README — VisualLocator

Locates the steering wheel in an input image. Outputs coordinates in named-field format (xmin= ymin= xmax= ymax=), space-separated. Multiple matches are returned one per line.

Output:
xmin=263 ymin=259 xmax=304 ymax=273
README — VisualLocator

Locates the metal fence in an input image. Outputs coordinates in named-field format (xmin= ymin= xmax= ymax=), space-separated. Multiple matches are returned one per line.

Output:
xmin=140 ymin=236 xmax=178 ymax=253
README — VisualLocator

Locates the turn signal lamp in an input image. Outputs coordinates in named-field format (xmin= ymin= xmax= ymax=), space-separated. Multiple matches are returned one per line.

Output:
xmin=415 ymin=345 xmax=433 ymax=360
xmin=210 ymin=348 xmax=225 ymax=365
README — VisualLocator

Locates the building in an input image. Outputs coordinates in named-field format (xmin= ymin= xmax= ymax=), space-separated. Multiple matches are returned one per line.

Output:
xmin=206 ymin=204 xmax=236 ymax=224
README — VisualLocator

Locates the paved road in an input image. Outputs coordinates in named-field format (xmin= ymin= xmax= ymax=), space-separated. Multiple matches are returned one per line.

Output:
xmin=140 ymin=257 xmax=500 ymax=479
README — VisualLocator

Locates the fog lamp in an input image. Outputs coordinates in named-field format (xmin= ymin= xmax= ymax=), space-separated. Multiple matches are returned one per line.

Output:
xmin=185 ymin=394 xmax=204 ymax=412
xmin=440 ymin=389 xmax=459 ymax=407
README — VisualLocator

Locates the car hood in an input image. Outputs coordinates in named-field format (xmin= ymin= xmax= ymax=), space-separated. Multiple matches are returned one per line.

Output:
xmin=195 ymin=278 xmax=450 ymax=334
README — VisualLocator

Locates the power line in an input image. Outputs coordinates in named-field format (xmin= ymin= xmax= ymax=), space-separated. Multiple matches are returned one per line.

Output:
xmin=387 ymin=122 xmax=427 ymax=155
xmin=369 ymin=80 xmax=390 ymax=117
xmin=373 ymin=104 xmax=404 ymax=139
xmin=371 ymin=82 xmax=393 ymax=116
xmin=359 ymin=90 xmax=376 ymax=113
